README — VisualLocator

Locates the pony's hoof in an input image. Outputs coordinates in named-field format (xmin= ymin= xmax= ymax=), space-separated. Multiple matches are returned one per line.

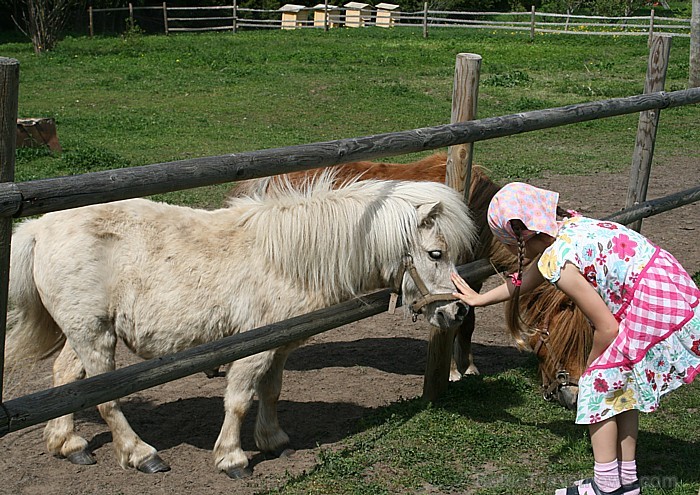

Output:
xmin=225 ymin=466 xmax=253 ymax=479
xmin=203 ymin=367 xmax=226 ymax=378
xmin=137 ymin=454 xmax=171 ymax=473
xmin=66 ymin=449 xmax=97 ymax=465
xmin=464 ymin=365 xmax=480 ymax=376
xmin=266 ymin=445 xmax=295 ymax=459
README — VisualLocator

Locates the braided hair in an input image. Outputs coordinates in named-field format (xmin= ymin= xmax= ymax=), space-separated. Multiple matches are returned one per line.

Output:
xmin=504 ymin=207 xmax=575 ymax=350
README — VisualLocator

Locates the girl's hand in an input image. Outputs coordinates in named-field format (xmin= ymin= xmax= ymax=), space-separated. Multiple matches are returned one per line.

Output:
xmin=451 ymin=272 xmax=482 ymax=306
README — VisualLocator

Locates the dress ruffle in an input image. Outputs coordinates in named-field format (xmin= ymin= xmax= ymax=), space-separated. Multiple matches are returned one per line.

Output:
xmin=575 ymin=311 xmax=700 ymax=424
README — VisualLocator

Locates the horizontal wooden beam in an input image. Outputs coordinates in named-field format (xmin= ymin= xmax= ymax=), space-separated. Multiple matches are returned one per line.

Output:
xmin=604 ymin=184 xmax=700 ymax=225
xmin=0 ymin=88 xmax=698 ymax=218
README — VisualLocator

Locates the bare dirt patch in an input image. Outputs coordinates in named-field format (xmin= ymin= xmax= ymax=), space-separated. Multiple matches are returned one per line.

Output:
xmin=1 ymin=156 xmax=698 ymax=495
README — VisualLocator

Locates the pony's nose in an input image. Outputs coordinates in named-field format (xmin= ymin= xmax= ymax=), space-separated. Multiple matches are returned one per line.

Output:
xmin=558 ymin=386 xmax=579 ymax=411
xmin=455 ymin=302 xmax=469 ymax=319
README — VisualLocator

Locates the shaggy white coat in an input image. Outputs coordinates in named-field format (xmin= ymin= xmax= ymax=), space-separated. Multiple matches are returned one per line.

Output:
xmin=5 ymin=177 xmax=477 ymax=476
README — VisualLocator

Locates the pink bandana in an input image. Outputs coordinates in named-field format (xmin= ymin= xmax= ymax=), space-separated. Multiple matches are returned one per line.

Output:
xmin=487 ymin=182 xmax=560 ymax=245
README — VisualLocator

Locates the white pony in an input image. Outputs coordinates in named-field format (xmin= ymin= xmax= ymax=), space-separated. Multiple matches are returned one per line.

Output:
xmin=4 ymin=177 xmax=477 ymax=478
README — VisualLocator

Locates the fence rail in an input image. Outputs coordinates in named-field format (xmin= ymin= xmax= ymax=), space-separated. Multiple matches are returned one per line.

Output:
xmin=1 ymin=89 xmax=699 ymax=219
xmin=87 ymin=3 xmax=692 ymax=38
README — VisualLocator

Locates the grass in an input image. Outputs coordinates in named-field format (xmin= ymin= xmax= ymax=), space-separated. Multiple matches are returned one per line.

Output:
xmin=271 ymin=361 xmax=700 ymax=495
xmin=1 ymin=27 xmax=699 ymax=495
xmin=2 ymin=28 xmax=698 ymax=207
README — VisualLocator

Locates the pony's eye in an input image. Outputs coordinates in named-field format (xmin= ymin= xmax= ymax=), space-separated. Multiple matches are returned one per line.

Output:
xmin=428 ymin=250 xmax=442 ymax=260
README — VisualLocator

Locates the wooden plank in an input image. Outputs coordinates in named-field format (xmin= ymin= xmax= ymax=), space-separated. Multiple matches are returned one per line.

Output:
xmin=605 ymin=184 xmax=700 ymax=225
xmin=0 ymin=89 xmax=698 ymax=220
xmin=445 ymin=53 xmax=481 ymax=201
xmin=422 ymin=325 xmax=454 ymax=401
xmin=626 ymin=35 xmax=672 ymax=232
xmin=425 ymin=52 xmax=481 ymax=403
xmin=691 ymin=0 xmax=700 ymax=87
xmin=0 ymin=258 xmax=494 ymax=436
xmin=0 ymin=58 xmax=19 ymax=402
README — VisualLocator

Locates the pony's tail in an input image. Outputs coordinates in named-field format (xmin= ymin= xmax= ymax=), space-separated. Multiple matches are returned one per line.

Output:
xmin=4 ymin=222 xmax=65 ymax=370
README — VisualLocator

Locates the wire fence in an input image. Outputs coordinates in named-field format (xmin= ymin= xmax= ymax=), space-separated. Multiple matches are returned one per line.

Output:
xmin=87 ymin=3 xmax=692 ymax=39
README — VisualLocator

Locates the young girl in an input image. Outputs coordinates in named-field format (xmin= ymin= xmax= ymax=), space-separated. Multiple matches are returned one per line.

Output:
xmin=450 ymin=182 xmax=700 ymax=495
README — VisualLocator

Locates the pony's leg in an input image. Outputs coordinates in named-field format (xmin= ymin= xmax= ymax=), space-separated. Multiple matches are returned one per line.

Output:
xmin=66 ymin=326 xmax=169 ymax=473
xmin=214 ymin=351 xmax=276 ymax=479
xmin=44 ymin=343 xmax=95 ymax=465
xmin=451 ymin=303 xmax=480 ymax=380
xmin=254 ymin=347 xmax=295 ymax=458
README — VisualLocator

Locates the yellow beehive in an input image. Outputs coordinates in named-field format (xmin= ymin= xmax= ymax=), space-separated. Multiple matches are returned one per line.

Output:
xmin=312 ymin=3 xmax=341 ymax=28
xmin=279 ymin=4 xmax=309 ymax=29
xmin=343 ymin=2 xmax=370 ymax=27
xmin=375 ymin=2 xmax=400 ymax=27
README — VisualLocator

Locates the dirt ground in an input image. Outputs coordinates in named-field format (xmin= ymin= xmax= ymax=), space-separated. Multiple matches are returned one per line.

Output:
xmin=1 ymin=156 xmax=698 ymax=495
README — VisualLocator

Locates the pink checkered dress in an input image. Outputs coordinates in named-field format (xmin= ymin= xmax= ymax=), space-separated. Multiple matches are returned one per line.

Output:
xmin=537 ymin=217 xmax=700 ymax=424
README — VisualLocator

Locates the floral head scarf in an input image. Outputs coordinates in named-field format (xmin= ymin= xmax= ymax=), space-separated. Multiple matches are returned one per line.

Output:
xmin=487 ymin=182 xmax=560 ymax=246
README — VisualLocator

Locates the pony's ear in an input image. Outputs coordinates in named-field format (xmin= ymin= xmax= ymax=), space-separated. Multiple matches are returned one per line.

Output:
xmin=416 ymin=201 xmax=442 ymax=227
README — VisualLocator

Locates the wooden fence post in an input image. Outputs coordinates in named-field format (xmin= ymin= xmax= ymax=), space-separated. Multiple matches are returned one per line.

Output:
xmin=626 ymin=34 xmax=671 ymax=232
xmin=0 ymin=58 xmax=19 ymax=403
xmin=422 ymin=2 xmax=428 ymax=39
xmin=691 ymin=0 xmax=700 ymax=87
xmin=530 ymin=5 xmax=536 ymax=40
xmin=88 ymin=6 xmax=94 ymax=37
xmin=163 ymin=2 xmax=169 ymax=35
xmin=647 ymin=9 xmax=655 ymax=47
xmin=233 ymin=0 xmax=238 ymax=33
xmin=445 ymin=53 xmax=481 ymax=203
xmin=128 ymin=2 xmax=134 ymax=29
xmin=422 ymin=53 xmax=482 ymax=403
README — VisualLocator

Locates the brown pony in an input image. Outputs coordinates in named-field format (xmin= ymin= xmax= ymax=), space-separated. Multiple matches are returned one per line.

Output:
xmin=232 ymin=153 xmax=591 ymax=409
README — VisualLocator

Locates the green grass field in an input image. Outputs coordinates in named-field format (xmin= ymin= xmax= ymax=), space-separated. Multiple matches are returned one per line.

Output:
xmin=3 ymin=28 xmax=699 ymax=208
xmin=1 ymin=27 xmax=699 ymax=495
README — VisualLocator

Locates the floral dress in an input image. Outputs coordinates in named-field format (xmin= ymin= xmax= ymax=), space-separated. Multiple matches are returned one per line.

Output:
xmin=537 ymin=216 xmax=700 ymax=425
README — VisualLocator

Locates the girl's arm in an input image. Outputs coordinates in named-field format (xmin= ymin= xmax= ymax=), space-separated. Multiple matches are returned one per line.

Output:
xmin=554 ymin=262 xmax=619 ymax=367
xmin=451 ymin=260 xmax=546 ymax=308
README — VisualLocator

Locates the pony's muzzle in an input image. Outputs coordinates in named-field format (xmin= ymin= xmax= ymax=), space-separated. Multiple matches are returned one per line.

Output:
xmin=427 ymin=300 xmax=469 ymax=330
xmin=556 ymin=385 xmax=579 ymax=411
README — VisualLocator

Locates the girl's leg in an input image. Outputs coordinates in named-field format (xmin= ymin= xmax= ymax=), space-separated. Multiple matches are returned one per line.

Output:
xmin=617 ymin=410 xmax=640 ymax=494
xmin=616 ymin=410 xmax=638 ymax=461
xmin=589 ymin=417 xmax=619 ymax=463
xmin=589 ymin=418 xmax=622 ymax=493
xmin=557 ymin=418 xmax=625 ymax=494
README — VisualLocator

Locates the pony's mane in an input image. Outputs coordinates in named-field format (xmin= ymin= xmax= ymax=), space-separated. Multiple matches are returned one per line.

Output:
xmin=227 ymin=176 xmax=477 ymax=302
xmin=520 ymin=283 xmax=592 ymax=378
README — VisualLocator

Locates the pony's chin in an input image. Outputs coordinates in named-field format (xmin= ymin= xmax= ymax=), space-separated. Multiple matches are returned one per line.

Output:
xmin=557 ymin=385 xmax=579 ymax=411
xmin=424 ymin=301 xmax=470 ymax=330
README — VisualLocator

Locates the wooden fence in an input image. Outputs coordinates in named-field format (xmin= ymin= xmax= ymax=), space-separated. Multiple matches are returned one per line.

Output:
xmin=87 ymin=3 xmax=692 ymax=39
xmin=1 ymin=44 xmax=700 ymax=436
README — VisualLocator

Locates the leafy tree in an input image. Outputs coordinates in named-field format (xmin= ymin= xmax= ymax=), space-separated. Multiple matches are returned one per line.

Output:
xmin=591 ymin=0 xmax=645 ymax=16
xmin=541 ymin=0 xmax=590 ymax=16
xmin=401 ymin=0 xmax=512 ymax=13
xmin=9 ymin=0 xmax=86 ymax=54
